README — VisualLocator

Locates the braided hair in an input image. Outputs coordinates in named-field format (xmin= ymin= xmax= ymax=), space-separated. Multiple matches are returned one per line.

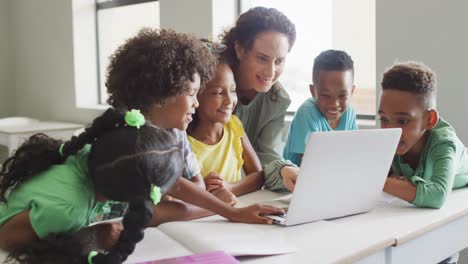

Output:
xmin=1 ymin=108 xmax=183 ymax=263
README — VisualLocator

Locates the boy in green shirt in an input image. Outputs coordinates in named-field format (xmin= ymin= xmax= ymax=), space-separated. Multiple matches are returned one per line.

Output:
xmin=378 ymin=61 xmax=468 ymax=209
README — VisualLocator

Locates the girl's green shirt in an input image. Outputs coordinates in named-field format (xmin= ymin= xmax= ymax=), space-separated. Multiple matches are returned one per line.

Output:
xmin=0 ymin=145 xmax=111 ymax=238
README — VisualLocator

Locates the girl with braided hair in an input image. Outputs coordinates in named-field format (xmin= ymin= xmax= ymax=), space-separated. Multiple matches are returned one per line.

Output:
xmin=0 ymin=108 xmax=184 ymax=263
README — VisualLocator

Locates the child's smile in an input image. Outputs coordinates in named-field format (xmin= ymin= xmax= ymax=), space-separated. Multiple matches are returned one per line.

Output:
xmin=217 ymin=107 xmax=234 ymax=115
xmin=325 ymin=107 xmax=342 ymax=117
xmin=310 ymin=70 xmax=354 ymax=128
xmin=146 ymin=73 xmax=201 ymax=131
xmin=197 ymin=64 xmax=237 ymax=125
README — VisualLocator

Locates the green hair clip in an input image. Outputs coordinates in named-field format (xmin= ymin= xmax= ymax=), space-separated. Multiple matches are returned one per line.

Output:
xmin=150 ymin=185 xmax=162 ymax=205
xmin=125 ymin=109 xmax=145 ymax=129
xmin=88 ymin=251 xmax=98 ymax=264
xmin=59 ymin=143 xmax=65 ymax=157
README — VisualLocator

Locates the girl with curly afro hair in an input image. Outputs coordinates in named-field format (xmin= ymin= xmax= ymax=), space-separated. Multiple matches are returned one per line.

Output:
xmin=105 ymin=28 xmax=284 ymax=226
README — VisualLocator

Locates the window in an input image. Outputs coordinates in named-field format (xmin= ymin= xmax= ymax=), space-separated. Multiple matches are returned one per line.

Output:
xmin=95 ymin=0 xmax=160 ymax=104
xmin=243 ymin=0 xmax=376 ymax=117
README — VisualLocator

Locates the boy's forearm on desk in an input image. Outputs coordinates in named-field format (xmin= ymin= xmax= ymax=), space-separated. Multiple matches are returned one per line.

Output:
xmin=383 ymin=177 xmax=417 ymax=203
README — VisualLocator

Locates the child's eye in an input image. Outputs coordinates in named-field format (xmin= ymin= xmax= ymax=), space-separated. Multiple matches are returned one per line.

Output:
xmin=211 ymin=89 xmax=223 ymax=95
xmin=187 ymin=89 xmax=197 ymax=97
xmin=257 ymin=56 xmax=268 ymax=63
xmin=398 ymin=119 xmax=409 ymax=125
xmin=275 ymin=59 xmax=284 ymax=65
xmin=339 ymin=95 xmax=348 ymax=100
xmin=379 ymin=117 xmax=389 ymax=123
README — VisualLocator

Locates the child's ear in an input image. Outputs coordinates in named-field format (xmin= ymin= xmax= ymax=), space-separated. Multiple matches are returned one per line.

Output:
xmin=234 ymin=41 xmax=245 ymax=61
xmin=309 ymin=84 xmax=316 ymax=98
xmin=426 ymin=109 xmax=439 ymax=129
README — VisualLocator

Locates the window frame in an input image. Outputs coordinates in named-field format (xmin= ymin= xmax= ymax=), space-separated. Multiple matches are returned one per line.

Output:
xmin=94 ymin=0 xmax=159 ymax=104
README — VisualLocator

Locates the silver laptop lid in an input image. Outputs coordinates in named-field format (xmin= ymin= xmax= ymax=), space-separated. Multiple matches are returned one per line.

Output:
xmin=285 ymin=128 xmax=401 ymax=226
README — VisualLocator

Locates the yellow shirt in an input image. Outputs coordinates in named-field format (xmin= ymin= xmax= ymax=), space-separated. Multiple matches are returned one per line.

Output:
xmin=188 ymin=116 xmax=245 ymax=183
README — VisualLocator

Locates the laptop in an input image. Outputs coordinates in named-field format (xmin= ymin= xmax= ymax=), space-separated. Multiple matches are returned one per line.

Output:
xmin=265 ymin=128 xmax=401 ymax=226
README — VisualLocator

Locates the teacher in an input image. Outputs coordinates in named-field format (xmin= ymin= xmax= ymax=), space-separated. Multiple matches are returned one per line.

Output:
xmin=220 ymin=7 xmax=299 ymax=191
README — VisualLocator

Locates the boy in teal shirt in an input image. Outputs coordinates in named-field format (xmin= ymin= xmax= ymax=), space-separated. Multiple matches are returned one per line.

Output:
xmin=379 ymin=61 xmax=468 ymax=209
xmin=283 ymin=50 xmax=358 ymax=166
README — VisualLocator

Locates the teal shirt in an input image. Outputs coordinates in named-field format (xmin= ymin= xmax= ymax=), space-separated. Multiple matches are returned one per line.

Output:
xmin=283 ymin=98 xmax=358 ymax=166
xmin=392 ymin=118 xmax=468 ymax=208
xmin=235 ymin=83 xmax=296 ymax=191
xmin=0 ymin=145 xmax=110 ymax=238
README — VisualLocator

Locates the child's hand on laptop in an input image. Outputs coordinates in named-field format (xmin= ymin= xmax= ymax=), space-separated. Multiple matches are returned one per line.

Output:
xmin=280 ymin=166 xmax=300 ymax=192
xmin=230 ymin=204 xmax=285 ymax=224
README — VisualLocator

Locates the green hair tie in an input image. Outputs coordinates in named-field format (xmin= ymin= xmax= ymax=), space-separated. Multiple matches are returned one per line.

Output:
xmin=59 ymin=143 xmax=65 ymax=157
xmin=150 ymin=185 xmax=161 ymax=205
xmin=88 ymin=251 xmax=98 ymax=264
xmin=125 ymin=109 xmax=145 ymax=129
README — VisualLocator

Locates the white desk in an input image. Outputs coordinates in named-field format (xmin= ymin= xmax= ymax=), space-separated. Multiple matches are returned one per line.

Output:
xmin=233 ymin=190 xmax=393 ymax=264
xmin=333 ymin=189 xmax=468 ymax=264
xmin=129 ymin=189 xmax=468 ymax=264
xmin=127 ymin=191 xmax=393 ymax=264
xmin=0 ymin=121 xmax=83 ymax=156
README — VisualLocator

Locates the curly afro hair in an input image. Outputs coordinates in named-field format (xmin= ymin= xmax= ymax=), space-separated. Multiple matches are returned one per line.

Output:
xmin=106 ymin=28 xmax=216 ymax=113
xmin=219 ymin=6 xmax=296 ymax=71
xmin=381 ymin=61 xmax=437 ymax=108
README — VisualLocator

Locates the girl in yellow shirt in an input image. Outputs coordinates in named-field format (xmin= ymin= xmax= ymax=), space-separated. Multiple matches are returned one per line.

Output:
xmin=188 ymin=58 xmax=264 ymax=196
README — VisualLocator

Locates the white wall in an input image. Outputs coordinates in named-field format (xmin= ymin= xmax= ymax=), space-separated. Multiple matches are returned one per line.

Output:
xmin=10 ymin=0 xmax=102 ymax=124
xmin=160 ymin=0 xmax=213 ymax=39
xmin=376 ymin=0 xmax=468 ymax=143
xmin=159 ymin=0 xmax=236 ymax=40
xmin=333 ymin=0 xmax=375 ymax=90
xmin=0 ymin=0 xmax=13 ymax=117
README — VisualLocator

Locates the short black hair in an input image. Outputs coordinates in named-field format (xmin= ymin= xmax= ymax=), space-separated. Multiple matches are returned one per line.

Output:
xmin=312 ymin=49 xmax=354 ymax=83
xmin=381 ymin=61 xmax=437 ymax=108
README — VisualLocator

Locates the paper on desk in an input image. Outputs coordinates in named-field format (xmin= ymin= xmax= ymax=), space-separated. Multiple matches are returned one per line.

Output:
xmin=125 ymin=228 xmax=192 ymax=264
xmin=158 ymin=221 xmax=295 ymax=257
xmin=133 ymin=251 xmax=239 ymax=264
